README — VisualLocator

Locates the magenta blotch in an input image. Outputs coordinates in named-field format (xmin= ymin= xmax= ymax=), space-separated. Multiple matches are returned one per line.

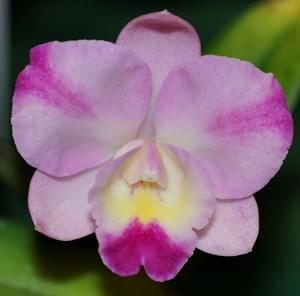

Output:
xmin=208 ymin=80 xmax=293 ymax=143
xmin=14 ymin=44 xmax=91 ymax=116
xmin=99 ymin=219 xmax=191 ymax=281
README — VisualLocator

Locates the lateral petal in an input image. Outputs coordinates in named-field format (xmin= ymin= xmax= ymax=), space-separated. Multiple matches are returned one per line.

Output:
xmin=12 ymin=40 xmax=151 ymax=177
xmin=155 ymin=55 xmax=293 ymax=198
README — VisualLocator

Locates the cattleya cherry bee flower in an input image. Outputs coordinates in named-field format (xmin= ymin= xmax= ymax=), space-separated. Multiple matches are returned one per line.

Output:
xmin=12 ymin=11 xmax=293 ymax=282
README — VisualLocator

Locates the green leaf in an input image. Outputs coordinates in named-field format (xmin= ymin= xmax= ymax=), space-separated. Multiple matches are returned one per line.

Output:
xmin=0 ymin=220 xmax=171 ymax=296
xmin=264 ymin=23 xmax=300 ymax=110
xmin=0 ymin=220 xmax=103 ymax=296
xmin=208 ymin=0 xmax=300 ymax=110
xmin=208 ymin=0 xmax=300 ymax=64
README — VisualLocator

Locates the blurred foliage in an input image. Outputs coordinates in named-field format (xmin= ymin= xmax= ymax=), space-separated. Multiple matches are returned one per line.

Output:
xmin=209 ymin=0 xmax=300 ymax=110
xmin=0 ymin=219 xmax=106 ymax=296
xmin=265 ymin=23 xmax=300 ymax=110
xmin=1 ymin=0 xmax=300 ymax=295
xmin=0 ymin=219 xmax=172 ymax=296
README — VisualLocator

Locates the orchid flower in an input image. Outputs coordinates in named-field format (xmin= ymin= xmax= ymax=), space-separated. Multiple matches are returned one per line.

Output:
xmin=12 ymin=11 xmax=293 ymax=282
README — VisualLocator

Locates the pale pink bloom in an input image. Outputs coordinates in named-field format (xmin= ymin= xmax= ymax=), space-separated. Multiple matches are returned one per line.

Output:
xmin=12 ymin=11 xmax=293 ymax=281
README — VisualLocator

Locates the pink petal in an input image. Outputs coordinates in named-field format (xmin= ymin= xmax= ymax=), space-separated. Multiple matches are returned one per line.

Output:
xmin=12 ymin=40 xmax=151 ymax=177
xmin=196 ymin=196 xmax=259 ymax=256
xmin=167 ymin=144 xmax=216 ymax=233
xmin=117 ymin=11 xmax=200 ymax=133
xmin=155 ymin=55 xmax=293 ymax=198
xmin=90 ymin=144 xmax=215 ymax=281
xmin=28 ymin=168 xmax=99 ymax=241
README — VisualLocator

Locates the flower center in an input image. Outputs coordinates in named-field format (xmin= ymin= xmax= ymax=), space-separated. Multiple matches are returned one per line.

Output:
xmin=120 ymin=141 xmax=167 ymax=224
xmin=122 ymin=140 xmax=167 ymax=188
xmin=129 ymin=181 xmax=161 ymax=224
xmin=101 ymin=141 xmax=191 ymax=227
